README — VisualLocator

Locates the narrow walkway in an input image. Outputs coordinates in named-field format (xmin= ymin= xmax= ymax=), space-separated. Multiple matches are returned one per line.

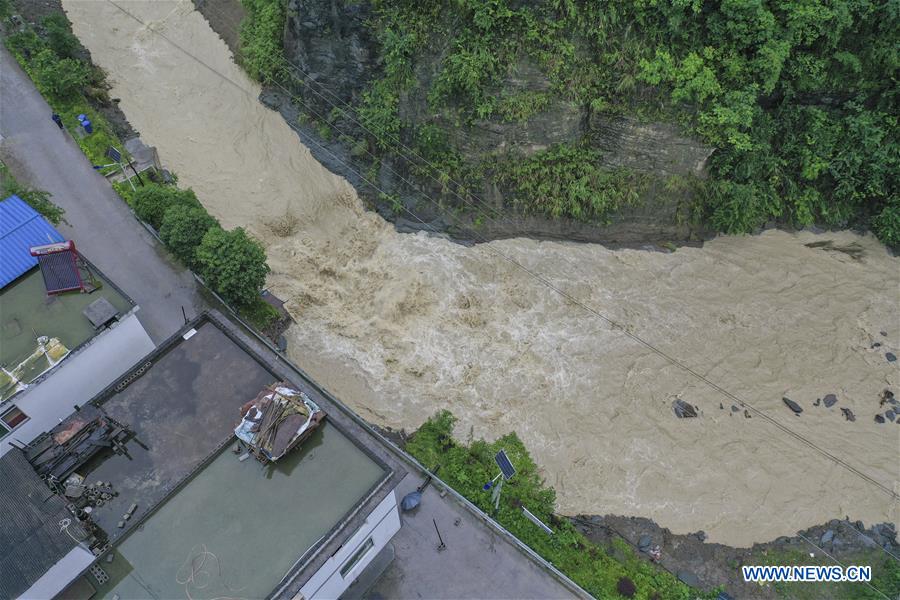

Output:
xmin=0 ymin=47 xmax=206 ymax=343
xmin=366 ymin=472 xmax=578 ymax=599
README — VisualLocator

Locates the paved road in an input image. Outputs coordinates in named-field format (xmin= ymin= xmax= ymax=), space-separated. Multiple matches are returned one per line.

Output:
xmin=0 ymin=47 xmax=206 ymax=343
xmin=365 ymin=472 xmax=580 ymax=600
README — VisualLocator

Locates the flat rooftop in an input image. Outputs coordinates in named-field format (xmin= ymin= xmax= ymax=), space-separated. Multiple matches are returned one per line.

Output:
xmin=53 ymin=313 xmax=400 ymax=598
xmin=0 ymin=267 xmax=131 ymax=400
xmin=95 ymin=425 xmax=383 ymax=598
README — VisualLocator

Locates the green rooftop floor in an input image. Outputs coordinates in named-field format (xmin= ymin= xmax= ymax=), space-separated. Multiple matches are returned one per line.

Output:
xmin=94 ymin=423 xmax=385 ymax=599
xmin=0 ymin=268 xmax=130 ymax=389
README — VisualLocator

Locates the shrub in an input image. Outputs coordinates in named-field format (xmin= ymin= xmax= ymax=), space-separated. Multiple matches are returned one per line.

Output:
xmin=0 ymin=162 xmax=65 ymax=225
xmin=31 ymin=49 xmax=88 ymax=100
xmin=159 ymin=204 xmax=219 ymax=267
xmin=42 ymin=13 xmax=80 ymax=59
xmin=238 ymin=0 xmax=286 ymax=82
xmin=195 ymin=227 xmax=270 ymax=307
xmin=239 ymin=297 xmax=281 ymax=331
xmin=872 ymin=199 xmax=900 ymax=250
xmin=496 ymin=144 xmax=648 ymax=223
xmin=131 ymin=183 xmax=201 ymax=230
xmin=4 ymin=30 xmax=45 ymax=59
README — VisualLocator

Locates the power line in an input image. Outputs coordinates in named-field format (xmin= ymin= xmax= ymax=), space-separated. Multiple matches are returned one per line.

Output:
xmin=104 ymin=0 xmax=897 ymax=501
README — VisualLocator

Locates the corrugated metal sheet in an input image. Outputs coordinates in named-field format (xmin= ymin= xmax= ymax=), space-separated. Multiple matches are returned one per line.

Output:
xmin=0 ymin=195 xmax=66 ymax=289
xmin=0 ymin=450 xmax=89 ymax=599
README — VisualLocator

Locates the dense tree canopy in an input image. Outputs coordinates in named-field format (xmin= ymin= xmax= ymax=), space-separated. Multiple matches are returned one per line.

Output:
xmin=195 ymin=227 xmax=270 ymax=307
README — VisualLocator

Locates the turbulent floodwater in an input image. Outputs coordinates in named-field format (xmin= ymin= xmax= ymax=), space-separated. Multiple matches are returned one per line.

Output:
xmin=65 ymin=0 xmax=899 ymax=546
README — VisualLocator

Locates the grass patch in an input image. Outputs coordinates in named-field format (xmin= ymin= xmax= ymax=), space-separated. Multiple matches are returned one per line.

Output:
xmin=238 ymin=296 xmax=280 ymax=331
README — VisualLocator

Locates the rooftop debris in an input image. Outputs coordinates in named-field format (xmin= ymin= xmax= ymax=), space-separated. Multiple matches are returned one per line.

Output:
xmin=0 ymin=336 xmax=70 ymax=401
xmin=235 ymin=383 xmax=325 ymax=462
xmin=24 ymin=405 xmax=135 ymax=483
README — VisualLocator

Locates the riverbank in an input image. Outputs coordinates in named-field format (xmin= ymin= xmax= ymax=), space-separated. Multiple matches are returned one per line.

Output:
xmin=60 ymin=0 xmax=898 ymax=551
xmin=574 ymin=513 xmax=899 ymax=598
xmin=193 ymin=0 xmax=712 ymax=248
xmin=375 ymin=417 xmax=900 ymax=597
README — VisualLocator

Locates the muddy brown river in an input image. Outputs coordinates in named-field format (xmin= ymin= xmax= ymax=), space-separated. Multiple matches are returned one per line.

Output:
xmin=64 ymin=0 xmax=898 ymax=546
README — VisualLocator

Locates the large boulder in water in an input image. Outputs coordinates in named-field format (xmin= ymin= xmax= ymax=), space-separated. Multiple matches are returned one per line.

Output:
xmin=783 ymin=397 xmax=803 ymax=415
xmin=673 ymin=399 xmax=698 ymax=418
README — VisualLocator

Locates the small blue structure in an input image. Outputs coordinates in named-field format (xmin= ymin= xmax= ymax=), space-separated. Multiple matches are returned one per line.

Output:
xmin=0 ymin=195 xmax=65 ymax=288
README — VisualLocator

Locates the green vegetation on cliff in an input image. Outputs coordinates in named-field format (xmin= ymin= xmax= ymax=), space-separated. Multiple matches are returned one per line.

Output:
xmin=241 ymin=0 xmax=898 ymax=247
xmin=369 ymin=0 xmax=897 ymax=241
xmin=238 ymin=0 xmax=287 ymax=81
xmin=496 ymin=144 xmax=649 ymax=222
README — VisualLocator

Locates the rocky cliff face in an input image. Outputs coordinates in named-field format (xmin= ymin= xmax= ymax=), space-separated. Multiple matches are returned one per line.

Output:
xmin=283 ymin=0 xmax=376 ymax=105
xmin=279 ymin=0 xmax=714 ymax=245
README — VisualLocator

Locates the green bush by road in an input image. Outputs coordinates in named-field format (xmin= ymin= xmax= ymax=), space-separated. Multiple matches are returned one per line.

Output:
xmin=130 ymin=183 xmax=203 ymax=230
xmin=4 ymin=21 xmax=127 ymax=176
xmin=159 ymin=204 xmax=220 ymax=268
xmin=196 ymin=226 xmax=271 ymax=308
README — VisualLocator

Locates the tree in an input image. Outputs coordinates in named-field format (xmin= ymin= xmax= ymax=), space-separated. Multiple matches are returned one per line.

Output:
xmin=31 ymin=49 xmax=88 ymax=100
xmin=159 ymin=204 xmax=219 ymax=267
xmin=130 ymin=183 xmax=201 ymax=230
xmin=195 ymin=227 xmax=269 ymax=307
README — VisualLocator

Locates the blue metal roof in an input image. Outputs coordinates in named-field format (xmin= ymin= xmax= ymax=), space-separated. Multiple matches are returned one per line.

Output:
xmin=0 ymin=195 xmax=66 ymax=289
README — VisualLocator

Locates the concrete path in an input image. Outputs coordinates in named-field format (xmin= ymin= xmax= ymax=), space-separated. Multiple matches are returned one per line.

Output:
xmin=0 ymin=47 xmax=206 ymax=343
xmin=366 ymin=472 xmax=580 ymax=599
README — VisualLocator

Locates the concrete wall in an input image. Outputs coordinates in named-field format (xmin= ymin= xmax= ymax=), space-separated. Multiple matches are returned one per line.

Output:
xmin=0 ymin=312 xmax=154 ymax=456
xmin=298 ymin=490 xmax=401 ymax=600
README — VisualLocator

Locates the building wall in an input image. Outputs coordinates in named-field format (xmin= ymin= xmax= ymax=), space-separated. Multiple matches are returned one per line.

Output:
xmin=0 ymin=312 xmax=154 ymax=456
xmin=298 ymin=490 xmax=401 ymax=600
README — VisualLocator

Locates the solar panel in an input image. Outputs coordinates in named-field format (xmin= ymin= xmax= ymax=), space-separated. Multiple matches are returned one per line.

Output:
xmin=36 ymin=251 xmax=82 ymax=294
xmin=495 ymin=449 xmax=516 ymax=480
